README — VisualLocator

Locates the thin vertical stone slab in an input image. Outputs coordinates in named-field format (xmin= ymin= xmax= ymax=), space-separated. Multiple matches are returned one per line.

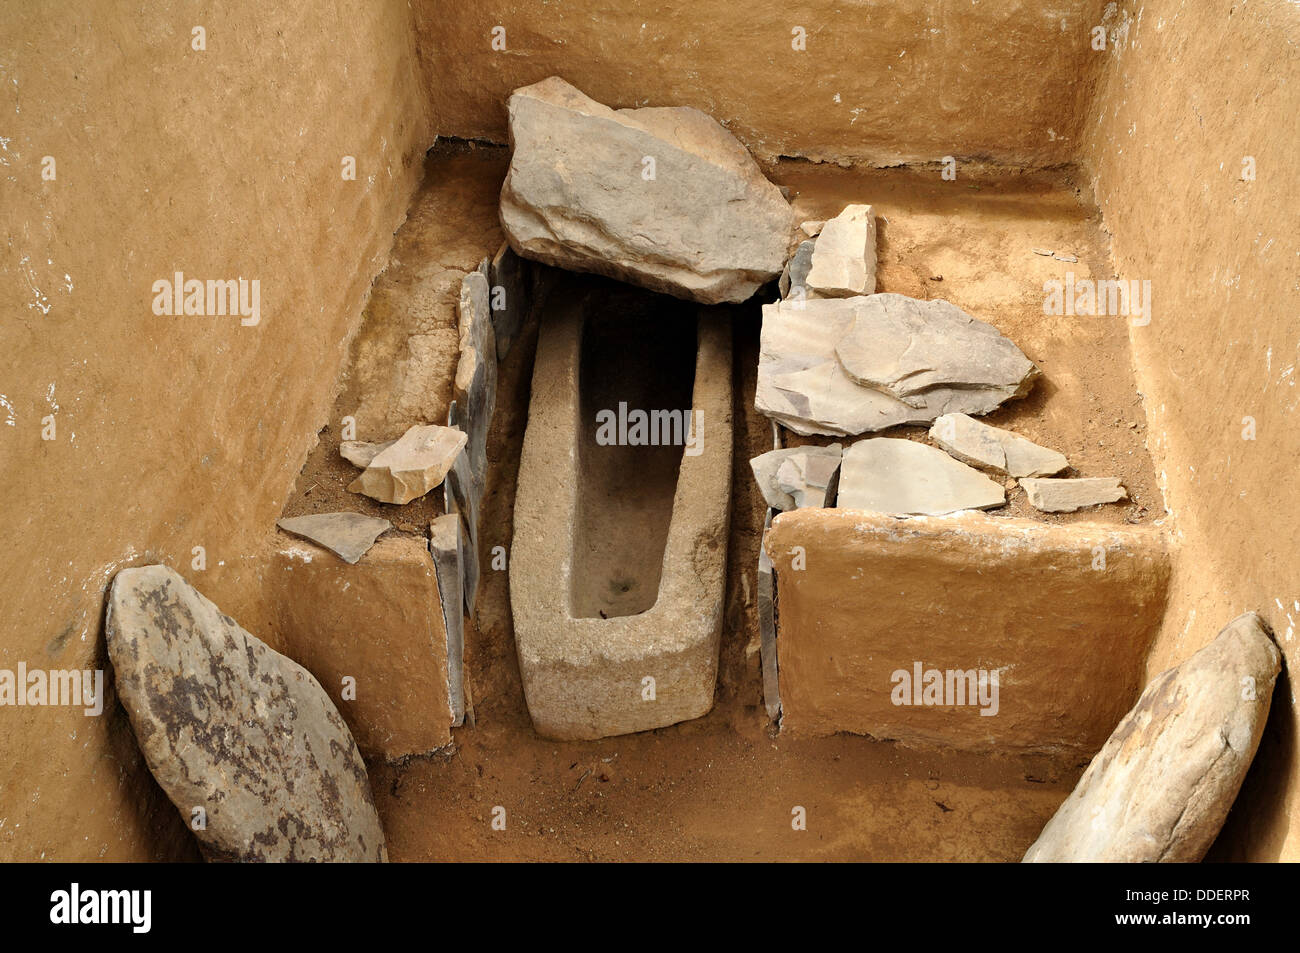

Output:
xmin=454 ymin=270 xmax=497 ymax=500
xmin=429 ymin=514 xmax=466 ymax=727
xmin=759 ymin=507 xmax=781 ymax=722
xmin=489 ymin=241 xmax=530 ymax=360
xmin=445 ymin=401 xmax=481 ymax=614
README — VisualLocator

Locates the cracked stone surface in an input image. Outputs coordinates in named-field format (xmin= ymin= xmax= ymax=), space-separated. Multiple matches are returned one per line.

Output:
xmin=837 ymin=437 xmax=1005 ymax=515
xmin=106 ymin=565 xmax=387 ymax=862
xmin=275 ymin=512 xmax=391 ymax=564
xmin=750 ymin=444 xmax=843 ymax=510
xmin=347 ymin=423 xmax=467 ymax=505
xmin=804 ymin=203 xmax=877 ymax=298
xmin=834 ymin=293 xmax=1038 ymax=407
xmin=1024 ymin=612 xmax=1281 ymax=862
xmin=930 ymin=413 xmax=1068 ymax=478
xmin=500 ymin=76 xmax=792 ymax=304
xmin=1021 ymin=476 xmax=1126 ymax=512
xmin=756 ymin=297 xmax=1037 ymax=436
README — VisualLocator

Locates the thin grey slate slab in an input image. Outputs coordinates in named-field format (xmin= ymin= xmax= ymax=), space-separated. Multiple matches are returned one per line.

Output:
xmin=275 ymin=512 xmax=391 ymax=564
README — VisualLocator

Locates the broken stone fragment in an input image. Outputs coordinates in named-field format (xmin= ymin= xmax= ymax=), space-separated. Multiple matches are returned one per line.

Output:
xmin=1024 ymin=612 xmax=1280 ymax=862
xmin=756 ymin=297 xmax=1033 ymax=436
xmin=778 ymin=239 xmax=816 ymax=300
xmin=804 ymin=204 xmax=877 ymax=298
xmin=500 ymin=76 xmax=792 ymax=304
xmin=455 ymin=270 xmax=497 ymax=497
xmin=800 ymin=220 xmax=825 ymax=237
xmin=339 ymin=439 xmax=396 ymax=468
xmin=105 ymin=565 xmax=387 ymax=862
xmin=834 ymin=293 xmax=1038 ymax=407
xmin=929 ymin=413 xmax=1068 ymax=478
xmin=275 ymin=512 xmax=390 ymax=564
xmin=347 ymin=423 xmax=468 ymax=505
xmin=750 ymin=444 xmax=843 ymax=510
xmin=837 ymin=437 xmax=1005 ymax=515
xmin=1021 ymin=476 xmax=1126 ymax=512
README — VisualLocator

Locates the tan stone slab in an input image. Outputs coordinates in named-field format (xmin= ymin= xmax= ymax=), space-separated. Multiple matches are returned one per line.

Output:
xmin=269 ymin=535 xmax=453 ymax=760
xmin=1021 ymin=476 xmax=1127 ymax=513
xmin=764 ymin=509 xmax=1170 ymax=755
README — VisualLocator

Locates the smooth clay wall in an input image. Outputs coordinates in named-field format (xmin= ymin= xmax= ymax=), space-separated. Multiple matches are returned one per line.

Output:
xmin=1081 ymin=0 xmax=1300 ymax=859
xmin=0 ymin=1 xmax=431 ymax=860
xmin=415 ymin=0 xmax=1110 ymax=167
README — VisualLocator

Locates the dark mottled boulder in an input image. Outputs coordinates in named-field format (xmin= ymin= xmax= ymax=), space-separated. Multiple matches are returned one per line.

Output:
xmin=106 ymin=565 xmax=387 ymax=862
xmin=1024 ymin=612 xmax=1280 ymax=862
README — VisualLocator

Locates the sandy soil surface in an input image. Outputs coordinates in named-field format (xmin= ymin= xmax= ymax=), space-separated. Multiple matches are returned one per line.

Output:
xmin=283 ymin=144 xmax=1167 ymax=861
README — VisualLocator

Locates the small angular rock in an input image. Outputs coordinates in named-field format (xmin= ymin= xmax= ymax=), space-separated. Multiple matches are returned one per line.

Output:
xmin=276 ymin=512 xmax=390 ymax=564
xmin=106 ymin=565 xmax=387 ymax=862
xmin=930 ymin=413 xmax=1068 ymax=478
xmin=837 ymin=437 xmax=1005 ymax=515
xmin=1021 ymin=476 xmax=1126 ymax=512
xmin=835 ymin=293 xmax=1038 ymax=407
xmin=805 ymin=204 xmax=877 ymax=297
xmin=750 ymin=444 xmax=843 ymax=510
xmin=778 ymin=239 xmax=816 ymax=299
xmin=1024 ymin=612 xmax=1281 ymax=862
xmin=348 ymin=423 xmax=467 ymax=505
xmin=340 ymin=439 xmax=396 ymax=468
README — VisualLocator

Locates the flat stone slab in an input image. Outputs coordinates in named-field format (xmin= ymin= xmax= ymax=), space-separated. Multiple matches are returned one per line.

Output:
xmin=454 ymin=270 xmax=497 ymax=497
xmin=428 ymin=514 xmax=466 ymax=727
xmin=275 ymin=512 xmax=391 ymax=564
xmin=1024 ymin=612 xmax=1280 ymax=862
xmin=756 ymin=297 xmax=1036 ymax=436
xmin=838 ymin=437 xmax=1005 ymax=515
xmin=347 ymin=423 xmax=467 ymax=505
xmin=750 ymin=444 xmax=842 ymax=510
xmin=835 ymin=293 xmax=1037 ymax=406
xmin=339 ymin=439 xmax=395 ymax=468
xmin=500 ymin=77 xmax=792 ymax=304
xmin=805 ymin=204 xmax=876 ymax=298
xmin=489 ymin=241 xmax=529 ymax=360
xmin=930 ymin=413 xmax=1068 ymax=478
xmin=1021 ymin=476 xmax=1126 ymax=512
xmin=271 ymin=537 xmax=453 ymax=760
xmin=106 ymin=565 xmax=387 ymax=862
xmin=764 ymin=510 xmax=1170 ymax=754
